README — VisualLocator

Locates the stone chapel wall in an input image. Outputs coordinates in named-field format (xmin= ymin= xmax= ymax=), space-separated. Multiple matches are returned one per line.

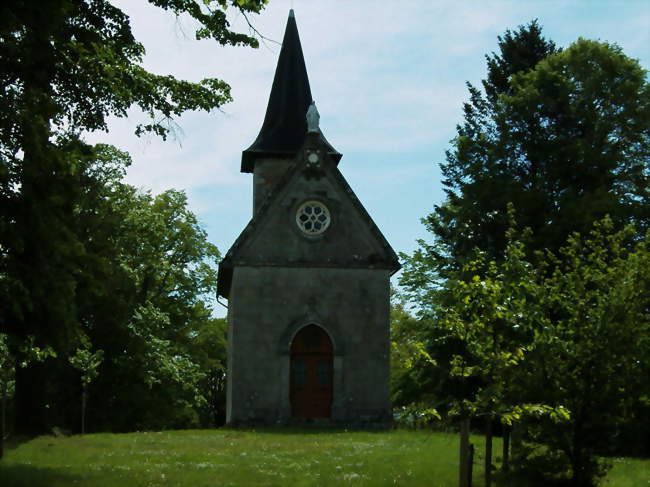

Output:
xmin=226 ymin=266 xmax=391 ymax=426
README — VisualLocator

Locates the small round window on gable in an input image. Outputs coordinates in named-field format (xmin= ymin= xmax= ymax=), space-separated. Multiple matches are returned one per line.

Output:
xmin=296 ymin=200 xmax=331 ymax=235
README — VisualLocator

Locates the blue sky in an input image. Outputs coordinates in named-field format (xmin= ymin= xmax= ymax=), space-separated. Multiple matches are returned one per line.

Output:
xmin=89 ymin=1 xmax=649 ymax=316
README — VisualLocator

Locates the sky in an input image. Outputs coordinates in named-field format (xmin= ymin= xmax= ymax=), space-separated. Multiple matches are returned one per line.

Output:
xmin=88 ymin=1 xmax=650 ymax=316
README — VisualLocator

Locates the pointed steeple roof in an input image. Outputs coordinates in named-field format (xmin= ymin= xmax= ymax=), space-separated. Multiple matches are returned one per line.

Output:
xmin=241 ymin=10 xmax=341 ymax=173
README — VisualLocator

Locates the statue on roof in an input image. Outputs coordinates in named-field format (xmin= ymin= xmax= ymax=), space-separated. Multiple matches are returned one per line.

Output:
xmin=306 ymin=101 xmax=320 ymax=133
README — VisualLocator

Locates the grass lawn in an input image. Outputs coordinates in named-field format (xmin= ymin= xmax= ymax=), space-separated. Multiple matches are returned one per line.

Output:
xmin=0 ymin=429 xmax=647 ymax=486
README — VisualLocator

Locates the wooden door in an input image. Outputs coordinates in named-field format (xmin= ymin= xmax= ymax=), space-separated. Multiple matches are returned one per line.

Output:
xmin=290 ymin=325 xmax=333 ymax=418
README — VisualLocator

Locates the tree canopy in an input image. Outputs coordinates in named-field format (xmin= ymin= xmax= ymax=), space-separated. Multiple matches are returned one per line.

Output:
xmin=398 ymin=22 xmax=649 ymax=486
xmin=408 ymin=28 xmax=649 ymax=291
xmin=3 ymin=144 xmax=229 ymax=433
xmin=428 ymin=218 xmax=649 ymax=486
xmin=1 ymin=0 xmax=268 ymax=434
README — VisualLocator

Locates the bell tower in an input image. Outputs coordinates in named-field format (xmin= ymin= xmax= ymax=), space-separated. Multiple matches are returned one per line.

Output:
xmin=241 ymin=10 xmax=340 ymax=213
xmin=218 ymin=10 xmax=400 ymax=427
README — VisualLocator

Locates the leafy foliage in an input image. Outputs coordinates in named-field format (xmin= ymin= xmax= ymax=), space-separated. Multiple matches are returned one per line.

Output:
xmin=70 ymin=145 xmax=224 ymax=431
xmin=69 ymin=345 xmax=104 ymax=389
xmin=398 ymin=22 xmax=650 ymax=486
xmin=406 ymin=28 xmax=649 ymax=296
xmin=405 ymin=218 xmax=649 ymax=486
xmin=1 ymin=144 xmax=228 ymax=433
xmin=69 ymin=341 xmax=103 ymax=434
xmin=0 ymin=0 xmax=268 ymax=434
xmin=512 ymin=221 xmax=650 ymax=486
xmin=390 ymin=294 xmax=442 ymax=426
xmin=0 ymin=0 xmax=266 ymax=150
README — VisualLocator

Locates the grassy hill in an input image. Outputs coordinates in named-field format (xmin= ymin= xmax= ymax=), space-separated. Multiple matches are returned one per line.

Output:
xmin=0 ymin=429 xmax=647 ymax=486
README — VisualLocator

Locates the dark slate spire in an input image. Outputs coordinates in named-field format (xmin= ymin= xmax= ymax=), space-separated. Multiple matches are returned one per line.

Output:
xmin=241 ymin=10 xmax=341 ymax=173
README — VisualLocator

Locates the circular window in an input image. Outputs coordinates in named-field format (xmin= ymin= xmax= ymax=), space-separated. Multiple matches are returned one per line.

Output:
xmin=296 ymin=200 xmax=331 ymax=235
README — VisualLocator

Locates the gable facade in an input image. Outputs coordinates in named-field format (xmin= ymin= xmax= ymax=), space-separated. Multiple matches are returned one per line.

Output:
xmin=218 ymin=11 xmax=400 ymax=427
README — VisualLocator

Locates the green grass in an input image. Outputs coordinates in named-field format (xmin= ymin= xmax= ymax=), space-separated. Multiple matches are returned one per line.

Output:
xmin=602 ymin=457 xmax=650 ymax=486
xmin=0 ymin=429 xmax=647 ymax=486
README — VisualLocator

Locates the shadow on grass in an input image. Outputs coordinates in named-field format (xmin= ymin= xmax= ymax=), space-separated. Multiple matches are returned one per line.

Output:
xmin=2 ymin=435 xmax=38 ymax=455
xmin=5 ymin=434 xmax=35 ymax=445
xmin=221 ymin=426 xmax=391 ymax=436
xmin=0 ymin=464 xmax=83 ymax=487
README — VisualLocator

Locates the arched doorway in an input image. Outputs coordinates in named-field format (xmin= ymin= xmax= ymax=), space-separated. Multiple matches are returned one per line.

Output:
xmin=290 ymin=324 xmax=333 ymax=418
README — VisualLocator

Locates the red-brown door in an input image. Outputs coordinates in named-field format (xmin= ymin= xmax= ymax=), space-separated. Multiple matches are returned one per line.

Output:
xmin=290 ymin=325 xmax=333 ymax=418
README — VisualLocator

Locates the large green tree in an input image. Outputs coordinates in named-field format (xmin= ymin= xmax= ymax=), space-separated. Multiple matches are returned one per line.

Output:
xmin=432 ymin=219 xmax=648 ymax=486
xmin=518 ymin=221 xmax=650 ymax=486
xmin=401 ymin=26 xmax=649 ymax=400
xmin=405 ymin=25 xmax=649 ymax=296
xmin=422 ymin=21 xmax=558 ymax=276
xmin=399 ymin=23 xmax=649 ymax=487
xmin=396 ymin=20 xmax=560 ymax=435
xmin=13 ymin=144 xmax=226 ymax=433
xmin=0 ymin=0 xmax=266 ymax=434
xmin=401 ymin=21 xmax=558 ymax=314
xmin=72 ymin=145 xmax=223 ymax=432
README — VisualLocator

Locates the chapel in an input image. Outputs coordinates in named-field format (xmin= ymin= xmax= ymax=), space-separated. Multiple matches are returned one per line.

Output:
xmin=217 ymin=10 xmax=400 ymax=426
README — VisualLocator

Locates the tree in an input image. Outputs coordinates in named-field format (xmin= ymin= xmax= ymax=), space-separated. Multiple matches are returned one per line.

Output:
xmin=515 ymin=221 xmax=650 ymax=486
xmin=399 ymin=24 xmax=649 ymax=486
xmin=434 ymin=220 xmax=566 ymax=487
xmin=411 ymin=27 xmax=649 ymax=288
xmin=399 ymin=26 xmax=560 ymax=390
xmin=0 ymin=0 xmax=267 ymax=434
xmin=401 ymin=17 xmax=650 ymax=414
xmin=0 ymin=334 xmax=15 ymax=459
xmin=3 ymin=142 xmax=227 ymax=433
xmin=68 ymin=342 xmax=103 ymax=434
xmin=68 ymin=145 xmax=223 ymax=431
xmin=415 ymin=21 xmax=558 ymax=280
xmin=426 ymin=218 xmax=648 ymax=486
xmin=189 ymin=317 xmax=229 ymax=427
xmin=501 ymin=38 xmax=649 ymax=236
xmin=389 ymin=294 xmax=440 ymax=428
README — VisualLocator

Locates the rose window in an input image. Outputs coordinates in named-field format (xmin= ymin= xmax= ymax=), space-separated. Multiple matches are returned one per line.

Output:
xmin=296 ymin=201 xmax=331 ymax=235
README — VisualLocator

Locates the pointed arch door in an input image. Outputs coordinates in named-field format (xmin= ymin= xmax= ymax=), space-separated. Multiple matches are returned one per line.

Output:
xmin=290 ymin=324 xmax=333 ymax=418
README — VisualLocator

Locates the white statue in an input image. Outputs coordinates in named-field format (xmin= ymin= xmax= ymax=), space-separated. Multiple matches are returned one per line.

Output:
xmin=306 ymin=101 xmax=320 ymax=133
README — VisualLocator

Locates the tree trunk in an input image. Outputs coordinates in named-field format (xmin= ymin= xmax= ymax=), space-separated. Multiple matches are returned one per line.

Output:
xmin=81 ymin=388 xmax=87 ymax=435
xmin=571 ymin=420 xmax=593 ymax=487
xmin=485 ymin=418 xmax=493 ymax=487
xmin=459 ymin=417 xmax=471 ymax=487
xmin=502 ymin=425 xmax=510 ymax=472
xmin=14 ymin=361 xmax=49 ymax=435
xmin=511 ymin=422 xmax=522 ymax=463
xmin=1 ymin=382 xmax=6 ymax=459
xmin=571 ymin=442 xmax=591 ymax=487
xmin=571 ymin=453 xmax=585 ymax=487
xmin=1 ymin=383 xmax=6 ymax=437
xmin=11 ymin=23 xmax=72 ymax=438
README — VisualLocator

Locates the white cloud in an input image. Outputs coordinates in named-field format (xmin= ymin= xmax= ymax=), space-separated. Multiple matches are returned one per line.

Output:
xmin=89 ymin=0 xmax=649 ymax=318
xmin=96 ymin=0 xmax=649 ymax=252
xmin=101 ymin=0 xmax=530 ymax=185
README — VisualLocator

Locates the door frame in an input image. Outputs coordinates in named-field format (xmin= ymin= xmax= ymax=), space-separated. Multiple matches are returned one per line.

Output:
xmin=289 ymin=324 xmax=333 ymax=418
xmin=278 ymin=321 xmax=344 ymax=422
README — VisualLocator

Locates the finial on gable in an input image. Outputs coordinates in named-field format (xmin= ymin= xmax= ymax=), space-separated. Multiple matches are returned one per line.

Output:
xmin=306 ymin=101 xmax=320 ymax=133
